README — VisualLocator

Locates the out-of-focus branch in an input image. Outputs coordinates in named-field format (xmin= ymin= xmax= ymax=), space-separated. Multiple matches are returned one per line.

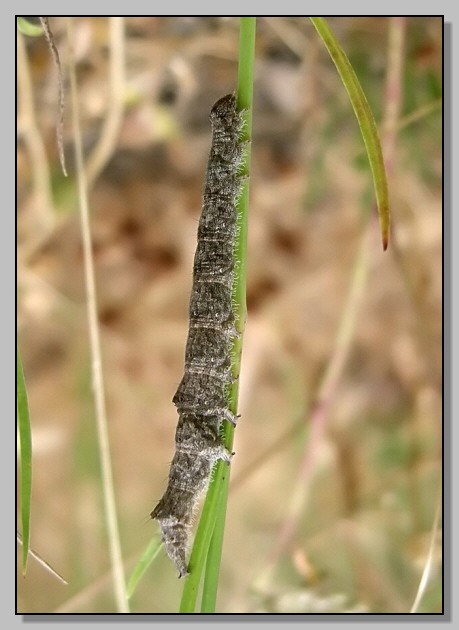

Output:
xmin=17 ymin=31 xmax=55 ymax=234
xmin=86 ymin=17 xmax=126 ymax=188
xmin=397 ymin=98 xmax=441 ymax=130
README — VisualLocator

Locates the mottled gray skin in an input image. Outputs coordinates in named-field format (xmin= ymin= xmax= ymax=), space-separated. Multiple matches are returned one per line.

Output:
xmin=189 ymin=280 xmax=234 ymax=323
xmin=185 ymin=325 xmax=232 ymax=370
xmin=151 ymin=94 xmax=245 ymax=578
xmin=172 ymin=367 xmax=232 ymax=414
xmin=197 ymin=198 xmax=238 ymax=240
xmin=175 ymin=413 xmax=232 ymax=461
xmin=193 ymin=237 xmax=235 ymax=279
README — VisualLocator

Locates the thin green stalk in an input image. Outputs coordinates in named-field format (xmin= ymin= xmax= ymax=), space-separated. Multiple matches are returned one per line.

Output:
xmin=17 ymin=342 xmax=32 ymax=574
xmin=126 ymin=536 xmax=162 ymax=599
xmin=66 ymin=18 xmax=129 ymax=613
xmin=200 ymin=483 xmax=229 ymax=612
xmin=179 ymin=17 xmax=256 ymax=614
xmin=397 ymin=98 xmax=441 ymax=130
xmin=178 ymin=471 xmax=227 ymax=612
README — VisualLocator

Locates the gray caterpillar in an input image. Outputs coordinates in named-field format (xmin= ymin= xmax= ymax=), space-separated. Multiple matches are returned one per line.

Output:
xmin=151 ymin=94 xmax=245 ymax=578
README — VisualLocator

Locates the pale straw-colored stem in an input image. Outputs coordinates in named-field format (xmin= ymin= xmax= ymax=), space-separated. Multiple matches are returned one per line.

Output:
xmin=66 ymin=18 xmax=128 ymax=613
xmin=409 ymin=488 xmax=442 ymax=613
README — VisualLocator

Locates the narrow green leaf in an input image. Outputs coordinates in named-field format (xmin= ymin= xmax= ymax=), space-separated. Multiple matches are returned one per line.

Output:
xmin=126 ymin=536 xmax=162 ymax=599
xmin=17 ymin=343 xmax=33 ymax=574
xmin=200 ymin=467 xmax=230 ymax=612
xmin=16 ymin=17 xmax=44 ymax=37
xmin=310 ymin=17 xmax=390 ymax=250
xmin=178 ymin=475 xmax=226 ymax=613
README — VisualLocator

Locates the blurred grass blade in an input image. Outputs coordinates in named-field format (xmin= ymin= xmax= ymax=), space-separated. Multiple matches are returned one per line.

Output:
xmin=16 ymin=17 xmax=43 ymax=37
xmin=310 ymin=17 xmax=390 ymax=250
xmin=17 ymin=344 xmax=33 ymax=575
xmin=126 ymin=536 xmax=162 ymax=599
xmin=410 ymin=490 xmax=442 ymax=613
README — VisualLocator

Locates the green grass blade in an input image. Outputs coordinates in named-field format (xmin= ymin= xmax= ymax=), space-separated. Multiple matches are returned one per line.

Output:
xmin=178 ymin=475 xmax=226 ymax=613
xmin=17 ymin=343 xmax=33 ymax=574
xmin=16 ymin=17 xmax=43 ymax=37
xmin=179 ymin=16 xmax=256 ymax=614
xmin=200 ymin=468 xmax=230 ymax=612
xmin=310 ymin=17 xmax=391 ymax=250
xmin=126 ymin=536 xmax=162 ymax=599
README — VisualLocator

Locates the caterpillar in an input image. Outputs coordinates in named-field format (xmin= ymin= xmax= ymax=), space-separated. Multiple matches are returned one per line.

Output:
xmin=151 ymin=94 xmax=246 ymax=578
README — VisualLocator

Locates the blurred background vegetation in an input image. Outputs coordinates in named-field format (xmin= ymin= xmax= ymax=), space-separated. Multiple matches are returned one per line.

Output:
xmin=17 ymin=16 xmax=442 ymax=613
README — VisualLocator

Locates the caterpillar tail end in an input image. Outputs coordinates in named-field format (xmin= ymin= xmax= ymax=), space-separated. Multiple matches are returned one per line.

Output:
xmin=151 ymin=508 xmax=190 ymax=578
